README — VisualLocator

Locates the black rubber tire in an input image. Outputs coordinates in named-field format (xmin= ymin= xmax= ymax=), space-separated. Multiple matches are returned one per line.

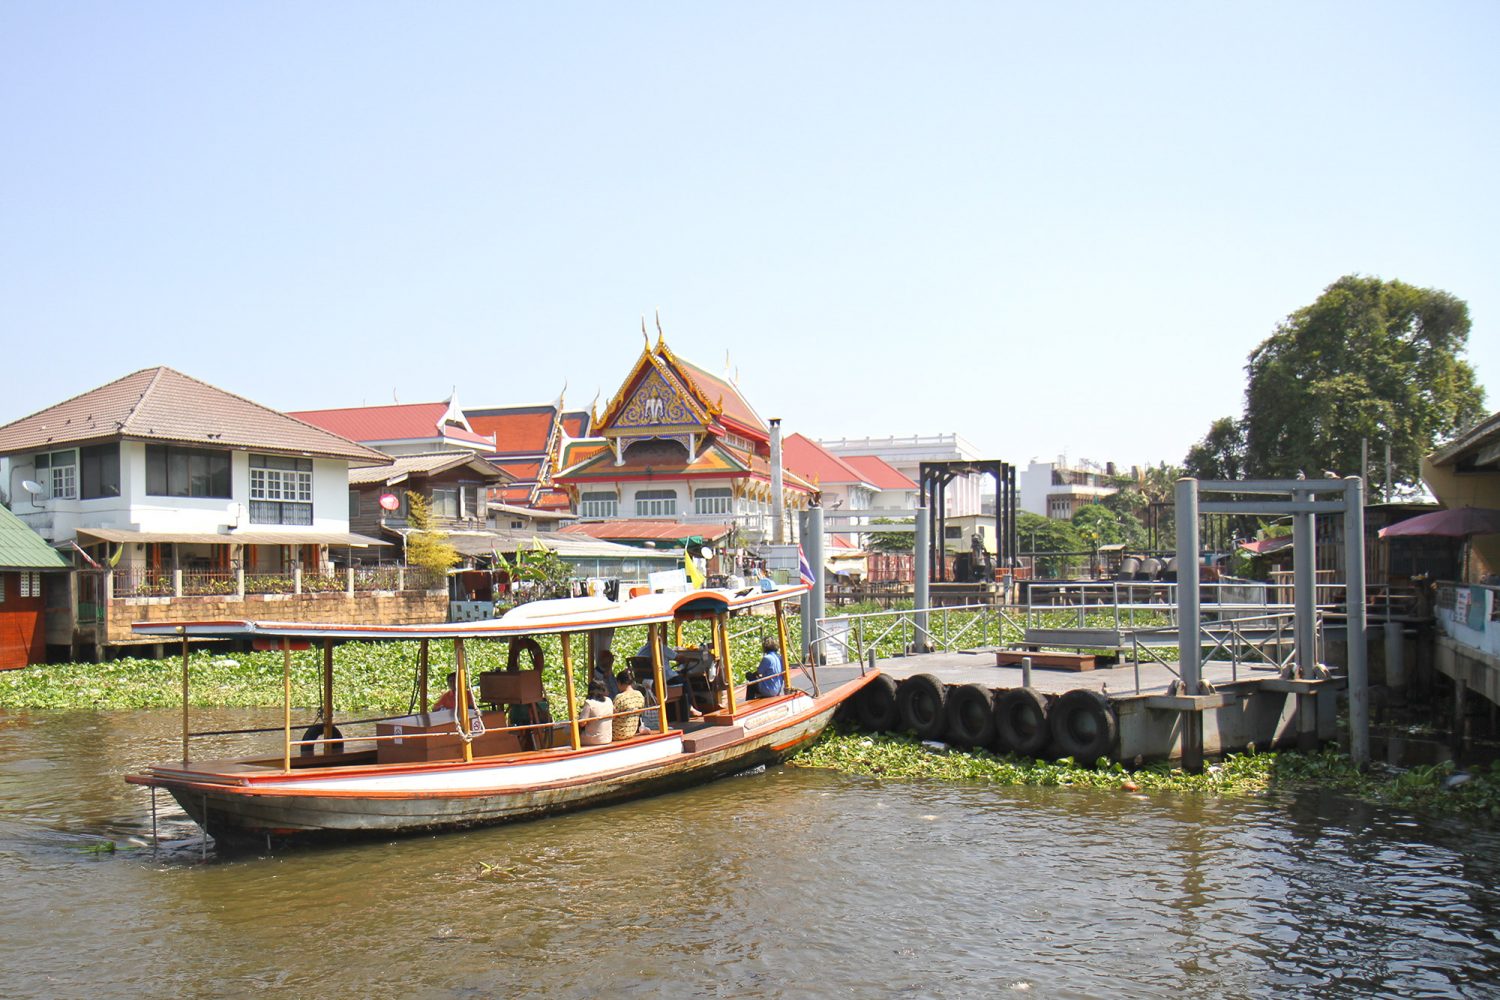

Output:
xmin=944 ymin=684 xmax=997 ymax=748
xmin=299 ymin=723 xmax=344 ymax=756
xmin=993 ymin=688 xmax=1050 ymax=756
xmin=1049 ymin=689 xmax=1118 ymax=763
xmin=896 ymin=673 xmax=948 ymax=739
xmin=854 ymin=674 xmax=900 ymax=732
xmin=506 ymin=636 xmax=545 ymax=672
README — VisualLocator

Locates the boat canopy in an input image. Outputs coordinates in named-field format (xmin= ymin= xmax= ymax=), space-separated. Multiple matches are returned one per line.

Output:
xmin=130 ymin=584 xmax=811 ymax=642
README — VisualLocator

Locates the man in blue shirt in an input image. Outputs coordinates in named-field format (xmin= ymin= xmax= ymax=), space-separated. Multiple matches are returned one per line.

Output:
xmin=748 ymin=638 xmax=785 ymax=699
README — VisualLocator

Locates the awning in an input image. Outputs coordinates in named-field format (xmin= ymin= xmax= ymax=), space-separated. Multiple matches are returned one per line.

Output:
xmin=75 ymin=527 xmax=391 ymax=547
xmin=444 ymin=530 xmax=683 ymax=562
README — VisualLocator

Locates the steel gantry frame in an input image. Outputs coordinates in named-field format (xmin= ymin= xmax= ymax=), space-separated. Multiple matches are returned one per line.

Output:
xmin=1175 ymin=477 xmax=1369 ymax=766
xmin=918 ymin=460 xmax=1017 ymax=582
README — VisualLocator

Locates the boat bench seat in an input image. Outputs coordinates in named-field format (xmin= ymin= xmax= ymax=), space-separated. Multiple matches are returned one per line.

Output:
xmin=680 ymin=725 xmax=744 ymax=754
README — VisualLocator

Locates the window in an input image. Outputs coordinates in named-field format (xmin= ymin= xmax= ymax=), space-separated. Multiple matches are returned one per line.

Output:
xmin=79 ymin=444 xmax=121 ymax=499
xmin=580 ymin=491 xmax=618 ymax=518
xmin=17 ymin=572 xmax=41 ymax=598
xmin=349 ymin=491 xmax=361 ymax=518
xmin=945 ymin=526 xmax=963 ymax=540
xmin=635 ymin=489 xmax=677 ymax=517
xmin=147 ymin=445 xmax=231 ymax=498
xmin=430 ymin=488 xmax=459 ymax=519
xmin=250 ymin=454 xmax=313 ymax=525
xmin=34 ymin=450 xmax=77 ymax=499
xmin=694 ymin=488 xmax=733 ymax=516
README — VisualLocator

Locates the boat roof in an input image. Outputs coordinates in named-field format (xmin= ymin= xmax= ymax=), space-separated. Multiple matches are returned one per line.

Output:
xmin=130 ymin=584 xmax=809 ymax=642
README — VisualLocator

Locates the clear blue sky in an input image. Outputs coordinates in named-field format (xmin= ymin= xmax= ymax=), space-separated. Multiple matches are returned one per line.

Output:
xmin=3 ymin=2 xmax=1496 ymax=470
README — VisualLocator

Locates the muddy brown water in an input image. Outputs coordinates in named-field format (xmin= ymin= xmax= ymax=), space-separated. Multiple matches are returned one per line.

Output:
xmin=3 ymin=709 xmax=1500 ymax=999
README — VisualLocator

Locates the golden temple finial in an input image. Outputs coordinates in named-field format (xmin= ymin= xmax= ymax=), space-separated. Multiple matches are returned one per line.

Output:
xmin=641 ymin=316 xmax=649 ymax=347
xmin=655 ymin=308 xmax=664 ymax=349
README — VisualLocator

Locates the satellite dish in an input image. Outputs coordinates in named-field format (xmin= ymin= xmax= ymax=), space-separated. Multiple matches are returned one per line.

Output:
xmin=700 ymin=546 xmax=714 ymax=560
xmin=378 ymin=493 xmax=400 ymax=512
xmin=21 ymin=479 xmax=46 ymax=499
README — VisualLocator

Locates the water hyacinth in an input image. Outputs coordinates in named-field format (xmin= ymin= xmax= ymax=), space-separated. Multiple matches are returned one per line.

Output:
xmin=791 ymin=726 xmax=1500 ymax=820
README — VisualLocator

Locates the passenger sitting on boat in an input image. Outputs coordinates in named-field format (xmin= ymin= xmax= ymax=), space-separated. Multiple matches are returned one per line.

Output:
xmin=580 ymin=682 xmax=614 ymax=746
xmin=612 ymin=671 xmax=653 ymax=741
xmin=592 ymin=649 xmax=618 ymax=696
xmin=748 ymin=638 xmax=785 ymax=699
xmin=433 ymin=672 xmax=457 ymax=713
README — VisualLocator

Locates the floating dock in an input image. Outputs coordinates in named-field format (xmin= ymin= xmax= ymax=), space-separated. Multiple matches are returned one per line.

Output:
xmin=819 ymin=649 xmax=1338 ymax=765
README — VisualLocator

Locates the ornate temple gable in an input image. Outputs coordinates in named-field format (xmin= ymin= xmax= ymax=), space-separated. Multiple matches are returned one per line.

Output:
xmin=593 ymin=337 xmax=726 ymax=466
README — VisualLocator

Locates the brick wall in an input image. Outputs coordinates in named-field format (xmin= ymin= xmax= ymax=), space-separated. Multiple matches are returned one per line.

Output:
xmin=106 ymin=590 xmax=449 ymax=644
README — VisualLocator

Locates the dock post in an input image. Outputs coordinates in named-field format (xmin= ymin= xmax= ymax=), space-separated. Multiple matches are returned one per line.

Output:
xmin=1175 ymin=478 xmax=1204 ymax=773
xmin=1021 ymin=655 xmax=1032 ymax=689
xmin=808 ymin=505 xmax=826 ymax=663
xmin=1343 ymin=476 xmax=1368 ymax=766
xmin=1292 ymin=489 xmax=1317 ymax=678
xmin=913 ymin=505 xmax=930 ymax=653
xmin=1385 ymin=622 xmax=1406 ymax=706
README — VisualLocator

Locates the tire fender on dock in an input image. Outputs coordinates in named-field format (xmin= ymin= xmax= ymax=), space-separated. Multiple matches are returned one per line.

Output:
xmin=944 ymin=684 xmax=997 ymax=748
xmin=854 ymin=674 xmax=900 ymax=732
xmin=896 ymin=674 xmax=948 ymax=739
xmin=993 ymin=688 xmax=1050 ymax=756
xmin=1048 ymin=689 xmax=1118 ymax=763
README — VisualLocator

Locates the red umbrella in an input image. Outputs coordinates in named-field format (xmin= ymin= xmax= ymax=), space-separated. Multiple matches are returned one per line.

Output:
xmin=1378 ymin=507 xmax=1500 ymax=539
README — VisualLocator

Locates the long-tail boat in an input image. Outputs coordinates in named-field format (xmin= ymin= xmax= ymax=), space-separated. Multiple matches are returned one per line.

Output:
xmin=125 ymin=584 xmax=876 ymax=848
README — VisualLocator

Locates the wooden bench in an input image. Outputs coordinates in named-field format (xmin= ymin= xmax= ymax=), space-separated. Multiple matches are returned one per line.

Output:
xmin=995 ymin=649 xmax=1097 ymax=672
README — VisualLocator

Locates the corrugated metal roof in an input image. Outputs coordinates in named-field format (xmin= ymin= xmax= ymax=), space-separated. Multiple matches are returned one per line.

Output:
xmin=76 ymin=527 xmax=390 ymax=547
xmin=0 ymin=505 xmax=70 ymax=569
xmin=347 ymin=452 xmax=509 ymax=486
xmin=0 ymin=367 xmax=388 ymax=464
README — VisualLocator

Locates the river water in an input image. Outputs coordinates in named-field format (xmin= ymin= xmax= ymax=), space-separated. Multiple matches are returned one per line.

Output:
xmin=3 ymin=709 xmax=1499 ymax=999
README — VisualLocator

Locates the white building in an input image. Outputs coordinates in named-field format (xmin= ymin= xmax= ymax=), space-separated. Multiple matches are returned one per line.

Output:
xmin=818 ymin=433 xmax=986 ymax=517
xmin=1019 ymin=457 xmax=1124 ymax=520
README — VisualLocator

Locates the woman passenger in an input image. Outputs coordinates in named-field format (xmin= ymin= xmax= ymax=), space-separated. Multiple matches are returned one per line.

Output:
xmin=580 ymin=682 xmax=614 ymax=746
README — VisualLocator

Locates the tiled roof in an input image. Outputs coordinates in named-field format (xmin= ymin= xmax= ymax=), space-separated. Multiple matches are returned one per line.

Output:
xmin=465 ymin=406 xmax=556 ymax=453
xmin=675 ymin=356 xmax=767 ymax=437
xmin=559 ymin=520 xmax=733 ymax=543
xmin=782 ymin=433 xmax=874 ymax=487
xmin=560 ymin=411 xmax=591 ymax=437
xmin=0 ymin=504 xmax=70 ymax=569
xmin=0 ymin=367 xmax=387 ymax=463
xmin=347 ymin=452 xmax=510 ymax=486
xmin=289 ymin=402 xmax=494 ymax=448
xmin=841 ymin=454 xmax=918 ymax=490
xmin=495 ymin=460 xmax=542 ymax=481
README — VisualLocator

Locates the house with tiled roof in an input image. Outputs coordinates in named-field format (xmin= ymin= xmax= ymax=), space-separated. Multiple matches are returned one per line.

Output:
xmin=782 ymin=433 xmax=887 ymax=551
xmin=553 ymin=335 xmax=816 ymax=571
xmin=464 ymin=394 xmax=590 ymax=512
xmin=0 ymin=367 xmax=445 ymax=657
xmin=348 ymin=452 xmax=512 ymax=543
xmin=288 ymin=396 xmax=495 ymax=457
xmin=0 ymin=503 xmax=70 ymax=668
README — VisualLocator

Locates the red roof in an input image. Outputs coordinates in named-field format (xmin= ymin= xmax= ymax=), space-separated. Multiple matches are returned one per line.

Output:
xmin=289 ymin=403 xmax=493 ymax=448
xmin=466 ymin=406 xmax=556 ymax=454
xmin=676 ymin=357 xmax=766 ymax=438
xmin=841 ymin=454 xmax=917 ymax=490
xmin=560 ymin=520 xmax=733 ymax=543
xmin=560 ymin=411 xmax=590 ymax=438
xmin=782 ymin=433 xmax=871 ymax=487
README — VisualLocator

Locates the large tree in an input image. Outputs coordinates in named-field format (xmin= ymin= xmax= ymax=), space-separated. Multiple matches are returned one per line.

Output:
xmin=1184 ymin=416 xmax=1248 ymax=482
xmin=1237 ymin=275 xmax=1484 ymax=486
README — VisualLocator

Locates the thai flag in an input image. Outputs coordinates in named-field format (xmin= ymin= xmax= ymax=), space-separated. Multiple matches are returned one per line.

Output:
xmin=798 ymin=545 xmax=817 ymax=587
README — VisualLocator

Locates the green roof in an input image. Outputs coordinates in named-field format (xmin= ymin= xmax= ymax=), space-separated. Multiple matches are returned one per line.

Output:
xmin=0 ymin=505 xmax=70 ymax=570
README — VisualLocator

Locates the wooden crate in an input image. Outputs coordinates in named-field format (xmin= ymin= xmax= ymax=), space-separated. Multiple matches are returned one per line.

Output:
xmin=995 ymin=649 xmax=1096 ymax=672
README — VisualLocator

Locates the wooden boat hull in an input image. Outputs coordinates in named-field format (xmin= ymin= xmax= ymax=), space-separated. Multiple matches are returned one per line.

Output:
xmin=130 ymin=675 xmax=869 ymax=848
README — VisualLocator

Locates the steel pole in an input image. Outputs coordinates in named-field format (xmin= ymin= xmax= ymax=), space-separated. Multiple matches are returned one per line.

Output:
xmin=1344 ymin=476 xmax=1369 ymax=766
xmin=1174 ymin=479 xmax=1201 ymax=693
xmin=914 ymin=505 xmax=931 ymax=653
xmin=1293 ymin=490 xmax=1317 ymax=678
xmin=808 ymin=505 xmax=826 ymax=661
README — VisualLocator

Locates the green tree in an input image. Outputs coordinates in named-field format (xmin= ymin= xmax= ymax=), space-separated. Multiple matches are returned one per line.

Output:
xmin=1237 ymin=275 xmax=1484 ymax=486
xmin=494 ymin=541 xmax=574 ymax=604
xmin=404 ymin=491 xmax=460 ymax=578
xmin=1018 ymin=511 xmax=1082 ymax=576
xmin=867 ymin=517 xmax=914 ymax=554
xmin=1071 ymin=504 xmax=1145 ymax=549
xmin=1184 ymin=416 xmax=1248 ymax=482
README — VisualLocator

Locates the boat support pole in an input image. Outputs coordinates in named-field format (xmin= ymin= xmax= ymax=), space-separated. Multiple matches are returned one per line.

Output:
xmin=282 ymin=638 xmax=292 ymax=773
xmin=456 ymin=638 xmax=473 ymax=762
xmin=179 ymin=629 xmax=190 ymax=764
xmin=775 ymin=600 xmax=792 ymax=692
xmin=649 ymin=623 xmax=670 ymax=733
xmin=562 ymin=633 xmax=581 ymax=750
xmin=322 ymin=639 xmax=335 ymax=746
xmin=719 ymin=613 xmax=738 ymax=715
xmin=419 ymin=638 xmax=430 ymax=714
xmin=151 ymin=787 xmax=158 ymax=852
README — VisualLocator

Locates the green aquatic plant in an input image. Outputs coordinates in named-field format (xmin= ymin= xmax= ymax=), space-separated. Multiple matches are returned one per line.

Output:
xmin=790 ymin=727 xmax=1500 ymax=820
